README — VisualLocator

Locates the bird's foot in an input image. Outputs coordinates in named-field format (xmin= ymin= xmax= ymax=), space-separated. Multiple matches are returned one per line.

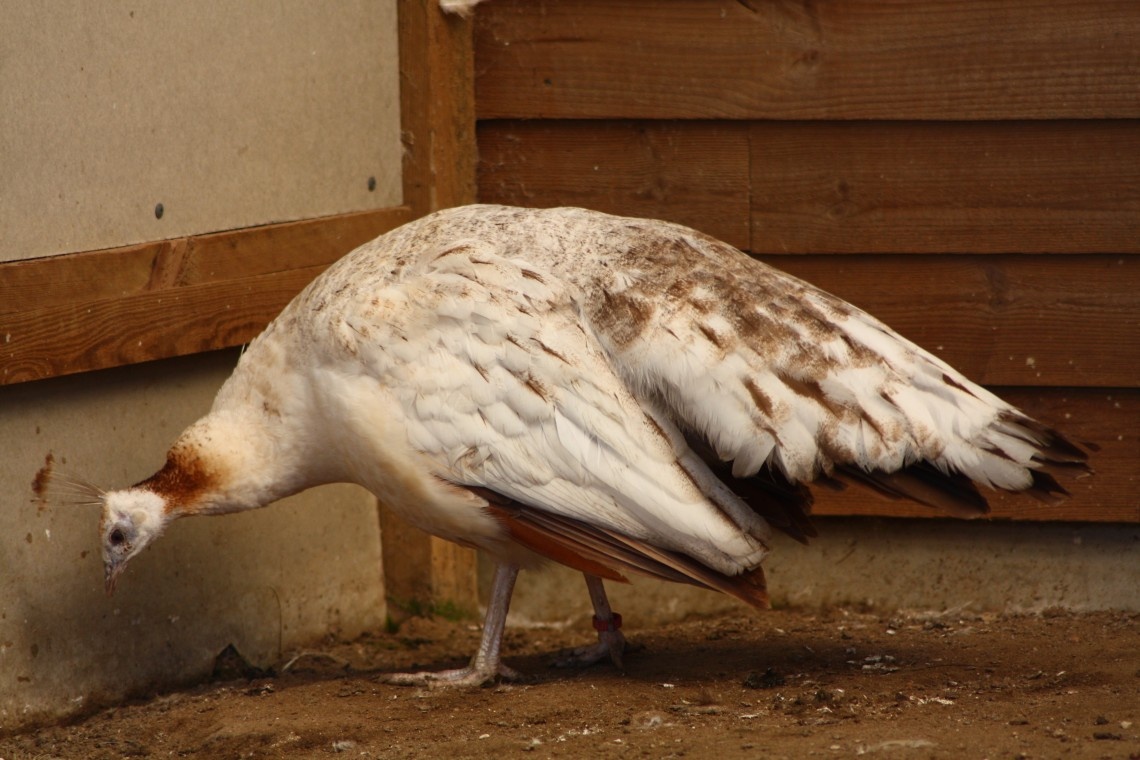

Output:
xmin=553 ymin=614 xmax=626 ymax=669
xmin=378 ymin=660 xmax=524 ymax=688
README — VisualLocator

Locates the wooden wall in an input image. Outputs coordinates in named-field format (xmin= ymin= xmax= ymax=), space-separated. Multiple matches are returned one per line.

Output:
xmin=475 ymin=0 xmax=1139 ymax=523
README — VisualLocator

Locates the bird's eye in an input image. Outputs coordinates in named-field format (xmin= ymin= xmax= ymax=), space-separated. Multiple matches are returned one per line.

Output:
xmin=109 ymin=528 xmax=126 ymax=546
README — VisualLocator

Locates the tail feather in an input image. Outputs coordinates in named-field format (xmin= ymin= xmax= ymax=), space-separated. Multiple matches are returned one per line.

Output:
xmin=837 ymin=462 xmax=989 ymax=517
xmin=476 ymin=487 xmax=770 ymax=609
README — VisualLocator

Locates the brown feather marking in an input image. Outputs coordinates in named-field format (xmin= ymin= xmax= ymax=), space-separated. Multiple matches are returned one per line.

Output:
xmin=522 ymin=374 xmax=549 ymax=401
xmin=596 ymin=288 xmax=654 ymax=346
xmin=742 ymin=377 xmax=776 ymax=419
xmin=697 ymin=322 xmax=726 ymax=349
xmin=532 ymin=338 xmax=569 ymax=364
xmin=642 ymin=413 xmax=712 ymax=500
xmin=779 ymin=372 xmax=849 ymax=419
xmin=136 ymin=444 xmax=218 ymax=515
xmin=942 ymin=373 xmax=979 ymax=399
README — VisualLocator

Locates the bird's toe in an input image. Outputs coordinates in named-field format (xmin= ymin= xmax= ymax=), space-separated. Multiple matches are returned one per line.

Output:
xmin=377 ymin=661 xmax=524 ymax=688
xmin=552 ymin=630 xmax=626 ymax=670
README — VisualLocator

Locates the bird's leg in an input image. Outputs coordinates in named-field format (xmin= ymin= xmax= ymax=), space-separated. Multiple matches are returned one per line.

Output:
xmin=554 ymin=573 xmax=626 ymax=669
xmin=380 ymin=563 xmax=523 ymax=687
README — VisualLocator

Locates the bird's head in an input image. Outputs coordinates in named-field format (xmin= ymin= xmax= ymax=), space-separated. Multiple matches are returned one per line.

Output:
xmin=100 ymin=487 xmax=171 ymax=595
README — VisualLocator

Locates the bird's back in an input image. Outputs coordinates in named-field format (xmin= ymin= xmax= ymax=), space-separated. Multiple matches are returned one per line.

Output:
xmin=257 ymin=205 xmax=1086 ymax=603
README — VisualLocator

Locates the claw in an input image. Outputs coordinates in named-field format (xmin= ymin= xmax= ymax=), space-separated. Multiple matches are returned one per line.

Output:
xmin=553 ymin=627 xmax=626 ymax=669
xmin=379 ymin=661 xmax=524 ymax=687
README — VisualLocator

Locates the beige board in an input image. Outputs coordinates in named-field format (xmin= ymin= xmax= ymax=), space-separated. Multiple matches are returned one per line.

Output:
xmin=0 ymin=0 xmax=402 ymax=263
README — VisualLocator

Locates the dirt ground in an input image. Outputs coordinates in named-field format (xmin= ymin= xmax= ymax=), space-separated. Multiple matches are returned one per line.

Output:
xmin=2 ymin=607 xmax=1137 ymax=759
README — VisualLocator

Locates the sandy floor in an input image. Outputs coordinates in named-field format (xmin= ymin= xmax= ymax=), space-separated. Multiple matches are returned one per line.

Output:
xmin=2 ymin=607 xmax=1137 ymax=759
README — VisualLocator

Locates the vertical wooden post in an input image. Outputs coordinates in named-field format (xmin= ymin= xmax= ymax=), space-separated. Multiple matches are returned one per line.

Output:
xmin=380 ymin=0 xmax=480 ymax=620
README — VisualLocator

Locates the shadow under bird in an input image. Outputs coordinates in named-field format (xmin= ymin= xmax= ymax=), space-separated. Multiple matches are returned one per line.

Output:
xmin=88 ymin=205 xmax=1090 ymax=684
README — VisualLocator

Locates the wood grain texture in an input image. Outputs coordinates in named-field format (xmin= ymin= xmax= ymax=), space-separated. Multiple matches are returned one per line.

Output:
xmin=766 ymin=254 xmax=1139 ymax=389
xmin=750 ymin=121 xmax=1140 ymax=255
xmin=0 ymin=208 xmax=413 ymax=384
xmin=2 ymin=266 xmax=324 ymax=384
xmin=400 ymin=0 xmax=478 ymax=213
xmin=478 ymin=120 xmax=751 ymax=249
xmin=812 ymin=388 xmax=1136 ymax=523
xmin=475 ymin=0 xmax=1140 ymax=121
xmin=0 ymin=207 xmax=412 ymax=318
xmin=478 ymin=119 xmax=1140 ymax=255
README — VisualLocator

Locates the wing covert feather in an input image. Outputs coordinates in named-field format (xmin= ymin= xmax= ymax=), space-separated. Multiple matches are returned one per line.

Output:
xmin=343 ymin=244 xmax=771 ymax=576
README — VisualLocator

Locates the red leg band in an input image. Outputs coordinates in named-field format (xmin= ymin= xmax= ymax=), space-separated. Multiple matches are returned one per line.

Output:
xmin=592 ymin=612 xmax=622 ymax=633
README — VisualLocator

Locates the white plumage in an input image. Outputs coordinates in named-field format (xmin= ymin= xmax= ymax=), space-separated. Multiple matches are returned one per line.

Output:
xmin=94 ymin=205 xmax=1087 ymax=684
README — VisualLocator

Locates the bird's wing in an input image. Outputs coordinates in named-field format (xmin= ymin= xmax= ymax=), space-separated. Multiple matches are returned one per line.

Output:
xmin=345 ymin=241 xmax=771 ymax=579
xmin=573 ymin=221 xmax=1086 ymax=512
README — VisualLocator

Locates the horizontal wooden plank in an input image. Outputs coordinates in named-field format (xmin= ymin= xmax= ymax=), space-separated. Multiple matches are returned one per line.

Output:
xmin=0 ymin=208 xmax=413 ymax=384
xmin=813 ymin=387 xmax=1137 ymax=523
xmin=750 ymin=121 xmax=1140 ymax=255
xmin=0 ymin=207 xmax=412 ymax=316
xmin=477 ymin=125 xmax=1138 ymax=388
xmin=768 ymin=254 xmax=1139 ymax=389
xmin=476 ymin=0 xmax=1140 ymax=120
xmin=478 ymin=120 xmax=1140 ymax=255
xmin=1 ymin=267 xmax=325 ymax=385
xmin=478 ymin=120 xmax=750 ymax=249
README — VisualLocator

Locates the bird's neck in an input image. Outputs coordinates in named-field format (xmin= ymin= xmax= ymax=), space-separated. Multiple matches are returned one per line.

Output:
xmin=139 ymin=407 xmax=313 ymax=518
xmin=146 ymin=330 xmax=338 ymax=518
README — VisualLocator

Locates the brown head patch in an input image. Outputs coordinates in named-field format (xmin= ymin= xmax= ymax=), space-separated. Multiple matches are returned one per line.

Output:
xmin=135 ymin=445 xmax=217 ymax=515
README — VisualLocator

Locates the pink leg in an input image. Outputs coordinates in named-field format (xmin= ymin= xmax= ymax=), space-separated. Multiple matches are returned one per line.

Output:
xmin=555 ymin=573 xmax=626 ymax=669
xmin=380 ymin=563 xmax=523 ymax=687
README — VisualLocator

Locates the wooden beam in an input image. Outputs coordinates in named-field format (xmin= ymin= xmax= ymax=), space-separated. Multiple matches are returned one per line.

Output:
xmin=0 ymin=207 xmax=412 ymax=319
xmin=380 ymin=0 xmax=480 ymax=617
xmin=399 ymin=0 xmax=478 ymax=213
xmin=476 ymin=0 xmax=1140 ymax=120
xmin=0 ymin=208 xmax=413 ymax=384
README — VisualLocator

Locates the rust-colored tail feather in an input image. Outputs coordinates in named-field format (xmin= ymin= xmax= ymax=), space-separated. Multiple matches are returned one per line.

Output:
xmin=473 ymin=487 xmax=770 ymax=610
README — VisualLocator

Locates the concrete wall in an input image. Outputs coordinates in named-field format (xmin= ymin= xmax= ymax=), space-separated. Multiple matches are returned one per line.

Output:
xmin=0 ymin=350 xmax=385 ymax=732
xmin=489 ymin=518 xmax=1140 ymax=629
